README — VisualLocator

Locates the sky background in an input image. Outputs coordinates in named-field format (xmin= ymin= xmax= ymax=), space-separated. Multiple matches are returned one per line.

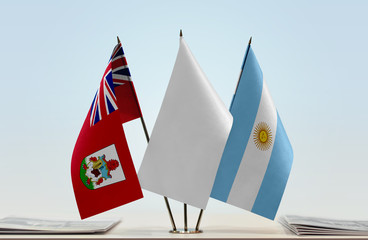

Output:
xmin=1 ymin=0 xmax=368 ymax=224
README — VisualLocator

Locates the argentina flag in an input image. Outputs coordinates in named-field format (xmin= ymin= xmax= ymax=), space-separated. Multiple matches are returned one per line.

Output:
xmin=211 ymin=40 xmax=293 ymax=220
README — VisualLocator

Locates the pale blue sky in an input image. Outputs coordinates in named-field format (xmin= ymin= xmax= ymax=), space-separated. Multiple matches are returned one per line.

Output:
xmin=1 ymin=0 xmax=368 ymax=221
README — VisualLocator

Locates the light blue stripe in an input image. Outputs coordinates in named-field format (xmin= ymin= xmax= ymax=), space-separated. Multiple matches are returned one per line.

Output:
xmin=251 ymin=113 xmax=293 ymax=220
xmin=211 ymin=47 xmax=263 ymax=202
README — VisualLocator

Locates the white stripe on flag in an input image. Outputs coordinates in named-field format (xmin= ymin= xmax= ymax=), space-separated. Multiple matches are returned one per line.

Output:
xmin=112 ymin=55 xmax=125 ymax=62
xmin=112 ymin=74 xmax=130 ymax=81
xmin=104 ymin=83 xmax=118 ymax=114
xmin=97 ymin=90 xmax=102 ymax=121
xmin=227 ymin=81 xmax=277 ymax=210
xmin=112 ymin=65 xmax=128 ymax=73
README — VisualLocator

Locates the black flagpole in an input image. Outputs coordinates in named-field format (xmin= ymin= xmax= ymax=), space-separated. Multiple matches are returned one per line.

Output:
xmin=117 ymin=36 xmax=177 ymax=231
xmin=184 ymin=203 xmax=188 ymax=232
xmin=233 ymin=36 xmax=252 ymax=95
xmin=195 ymin=209 xmax=203 ymax=231
xmin=195 ymin=38 xmax=254 ymax=232
xmin=180 ymin=29 xmax=204 ymax=233
xmin=138 ymin=115 xmax=177 ymax=231
xmin=180 ymin=29 xmax=190 ymax=233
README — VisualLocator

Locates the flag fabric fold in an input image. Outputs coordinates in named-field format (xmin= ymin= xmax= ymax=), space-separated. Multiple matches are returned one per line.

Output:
xmin=71 ymin=42 xmax=143 ymax=219
xmin=138 ymin=37 xmax=233 ymax=209
xmin=210 ymin=44 xmax=293 ymax=220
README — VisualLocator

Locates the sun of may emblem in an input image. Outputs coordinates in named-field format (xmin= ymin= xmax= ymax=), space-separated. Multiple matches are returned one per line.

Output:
xmin=253 ymin=122 xmax=273 ymax=151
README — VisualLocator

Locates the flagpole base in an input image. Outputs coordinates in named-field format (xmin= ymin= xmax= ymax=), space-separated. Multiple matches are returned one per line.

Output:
xmin=169 ymin=229 xmax=203 ymax=234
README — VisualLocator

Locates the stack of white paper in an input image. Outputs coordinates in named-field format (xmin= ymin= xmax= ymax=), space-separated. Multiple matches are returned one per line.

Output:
xmin=280 ymin=215 xmax=368 ymax=236
xmin=0 ymin=216 xmax=119 ymax=234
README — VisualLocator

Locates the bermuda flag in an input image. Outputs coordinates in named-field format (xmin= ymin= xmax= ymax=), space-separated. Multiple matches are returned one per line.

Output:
xmin=211 ymin=42 xmax=293 ymax=220
xmin=71 ymin=41 xmax=143 ymax=219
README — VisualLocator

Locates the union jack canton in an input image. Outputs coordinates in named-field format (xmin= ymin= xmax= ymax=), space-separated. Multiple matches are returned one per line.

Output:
xmin=90 ymin=43 xmax=132 ymax=126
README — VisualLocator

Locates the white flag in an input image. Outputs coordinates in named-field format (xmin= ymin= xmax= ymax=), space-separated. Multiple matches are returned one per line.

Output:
xmin=138 ymin=36 xmax=233 ymax=209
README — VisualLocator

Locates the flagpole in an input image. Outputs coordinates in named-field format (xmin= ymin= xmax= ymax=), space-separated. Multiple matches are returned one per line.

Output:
xmin=116 ymin=36 xmax=177 ymax=232
xmin=139 ymin=115 xmax=177 ymax=232
xmin=195 ymin=209 xmax=203 ymax=231
xmin=184 ymin=203 xmax=188 ymax=232
xmin=229 ymin=36 xmax=252 ymax=111
xmin=233 ymin=36 xmax=252 ymax=95
xmin=179 ymin=29 xmax=191 ymax=233
xmin=180 ymin=29 xmax=204 ymax=233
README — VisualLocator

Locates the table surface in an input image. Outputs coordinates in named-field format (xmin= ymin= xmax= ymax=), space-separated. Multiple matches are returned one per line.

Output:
xmin=0 ymin=213 xmax=368 ymax=240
